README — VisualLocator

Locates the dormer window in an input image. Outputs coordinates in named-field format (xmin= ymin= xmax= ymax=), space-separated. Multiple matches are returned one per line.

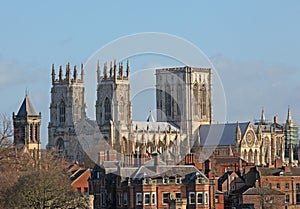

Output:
xmin=176 ymin=177 xmax=182 ymax=184
xmin=163 ymin=177 xmax=169 ymax=184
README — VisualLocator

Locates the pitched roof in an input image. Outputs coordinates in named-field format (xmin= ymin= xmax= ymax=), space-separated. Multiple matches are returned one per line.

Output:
xmin=17 ymin=95 xmax=37 ymax=117
xmin=257 ymin=167 xmax=300 ymax=176
xmin=200 ymin=122 xmax=249 ymax=146
xmin=243 ymin=187 xmax=285 ymax=195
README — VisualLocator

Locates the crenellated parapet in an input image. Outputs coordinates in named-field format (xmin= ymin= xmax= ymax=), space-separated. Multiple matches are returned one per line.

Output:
xmin=97 ymin=59 xmax=130 ymax=83
xmin=51 ymin=63 xmax=84 ymax=84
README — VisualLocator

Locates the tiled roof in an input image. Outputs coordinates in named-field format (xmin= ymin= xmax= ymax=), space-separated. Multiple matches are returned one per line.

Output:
xmin=17 ymin=96 xmax=37 ymax=117
xmin=200 ymin=122 xmax=249 ymax=146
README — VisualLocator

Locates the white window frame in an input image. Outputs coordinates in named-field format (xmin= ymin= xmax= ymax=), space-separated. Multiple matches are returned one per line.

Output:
xmin=189 ymin=192 xmax=196 ymax=205
xmin=144 ymin=193 xmax=151 ymax=205
xmin=136 ymin=193 xmax=142 ymax=206
xmin=151 ymin=192 xmax=156 ymax=205
xmin=197 ymin=192 xmax=203 ymax=204
xmin=204 ymin=191 xmax=209 ymax=204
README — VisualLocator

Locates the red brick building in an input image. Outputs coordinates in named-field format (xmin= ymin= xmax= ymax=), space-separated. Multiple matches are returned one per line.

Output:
xmin=89 ymin=154 xmax=224 ymax=209
xmin=246 ymin=166 xmax=300 ymax=208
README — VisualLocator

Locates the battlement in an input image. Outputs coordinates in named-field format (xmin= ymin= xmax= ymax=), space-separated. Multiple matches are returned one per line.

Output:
xmin=51 ymin=63 xmax=84 ymax=85
xmin=97 ymin=59 xmax=130 ymax=83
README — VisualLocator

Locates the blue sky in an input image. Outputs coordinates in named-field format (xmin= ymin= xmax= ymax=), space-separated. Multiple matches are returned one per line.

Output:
xmin=1 ymin=1 xmax=300 ymax=147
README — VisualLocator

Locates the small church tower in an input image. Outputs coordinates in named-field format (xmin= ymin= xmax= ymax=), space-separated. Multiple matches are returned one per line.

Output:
xmin=13 ymin=94 xmax=41 ymax=158
xmin=48 ymin=63 xmax=86 ymax=161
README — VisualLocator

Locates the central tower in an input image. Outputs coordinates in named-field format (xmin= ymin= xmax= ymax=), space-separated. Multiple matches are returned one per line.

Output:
xmin=156 ymin=66 xmax=212 ymax=145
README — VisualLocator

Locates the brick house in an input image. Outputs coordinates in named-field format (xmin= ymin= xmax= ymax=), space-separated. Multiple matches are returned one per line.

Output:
xmin=246 ymin=166 xmax=300 ymax=208
xmin=89 ymin=154 xmax=224 ymax=209
xmin=231 ymin=187 xmax=285 ymax=209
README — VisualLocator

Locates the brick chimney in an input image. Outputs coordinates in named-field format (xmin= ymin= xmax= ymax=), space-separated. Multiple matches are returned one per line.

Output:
xmin=152 ymin=152 xmax=159 ymax=173
xmin=284 ymin=165 xmax=292 ymax=173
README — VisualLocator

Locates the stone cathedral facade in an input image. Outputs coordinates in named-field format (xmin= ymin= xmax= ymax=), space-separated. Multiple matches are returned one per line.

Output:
xmin=47 ymin=61 xmax=296 ymax=166
xmin=47 ymin=61 xmax=213 ymax=163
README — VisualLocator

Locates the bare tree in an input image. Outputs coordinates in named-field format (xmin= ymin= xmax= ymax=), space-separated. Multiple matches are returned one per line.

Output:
xmin=0 ymin=150 xmax=91 ymax=209
xmin=0 ymin=113 xmax=13 ymax=163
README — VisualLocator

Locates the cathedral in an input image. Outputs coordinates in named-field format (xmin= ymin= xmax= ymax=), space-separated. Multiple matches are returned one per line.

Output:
xmin=46 ymin=61 xmax=298 ymax=166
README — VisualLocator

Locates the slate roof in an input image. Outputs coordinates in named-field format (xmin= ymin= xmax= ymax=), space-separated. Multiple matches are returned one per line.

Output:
xmin=243 ymin=187 xmax=285 ymax=195
xmin=70 ymin=168 xmax=87 ymax=181
xmin=132 ymin=121 xmax=180 ymax=132
xmin=200 ymin=122 xmax=249 ymax=146
xmin=257 ymin=167 xmax=300 ymax=176
xmin=213 ymin=157 xmax=246 ymax=165
xmin=17 ymin=96 xmax=37 ymax=117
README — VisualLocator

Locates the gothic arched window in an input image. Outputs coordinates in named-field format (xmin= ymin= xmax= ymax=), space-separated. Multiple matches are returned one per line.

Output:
xmin=165 ymin=84 xmax=171 ymax=117
xmin=104 ymin=98 xmax=111 ymax=121
xmin=74 ymin=99 xmax=80 ymax=122
xmin=119 ymin=98 xmax=124 ymax=120
xmin=56 ymin=138 xmax=64 ymax=157
xmin=59 ymin=101 xmax=66 ymax=124
xmin=193 ymin=83 xmax=199 ymax=115
xmin=176 ymin=85 xmax=182 ymax=116
xmin=200 ymin=84 xmax=207 ymax=116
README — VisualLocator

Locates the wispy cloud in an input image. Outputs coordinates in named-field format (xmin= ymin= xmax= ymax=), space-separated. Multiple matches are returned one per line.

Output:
xmin=0 ymin=58 xmax=48 ymax=89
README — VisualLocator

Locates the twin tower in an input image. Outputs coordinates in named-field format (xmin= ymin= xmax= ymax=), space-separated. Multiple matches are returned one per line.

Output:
xmin=47 ymin=61 xmax=212 ymax=162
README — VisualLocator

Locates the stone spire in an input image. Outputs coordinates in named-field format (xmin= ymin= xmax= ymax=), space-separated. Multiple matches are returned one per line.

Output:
xmin=66 ymin=63 xmax=71 ymax=82
xmin=81 ymin=63 xmax=84 ymax=82
xmin=113 ymin=59 xmax=117 ymax=80
xmin=73 ymin=65 xmax=78 ymax=81
xmin=59 ymin=65 xmax=63 ymax=81
xmin=286 ymin=106 xmax=294 ymax=125
xmin=16 ymin=95 xmax=37 ymax=117
xmin=236 ymin=122 xmax=241 ymax=142
xmin=104 ymin=62 xmax=108 ymax=79
xmin=261 ymin=108 xmax=266 ymax=124
xmin=119 ymin=62 xmax=123 ymax=78
xmin=109 ymin=61 xmax=113 ymax=77
xmin=97 ymin=60 xmax=101 ymax=83
xmin=51 ymin=64 xmax=56 ymax=83
xmin=126 ymin=60 xmax=130 ymax=77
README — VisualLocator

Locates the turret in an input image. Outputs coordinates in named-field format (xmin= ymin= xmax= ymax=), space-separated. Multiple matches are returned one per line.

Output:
xmin=119 ymin=62 xmax=123 ymax=78
xmin=97 ymin=60 xmax=101 ymax=83
xmin=51 ymin=64 xmax=56 ymax=83
xmin=104 ymin=62 xmax=108 ymax=79
xmin=73 ymin=65 xmax=78 ymax=81
xmin=59 ymin=65 xmax=63 ymax=81
xmin=286 ymin=106 xmax=294 ymax=126
xmin=113 ymin=59 xmax=117 ymax=80
xmin=81 ymin=63 xmax=84 ymax=82
xmin=109 ymin=61 xmax=113 ymax=77
xmin=260 ymin=108 xmax=266 ymax=124
xmin=66 ymin=62 xmax=71 ymax=82
xmin=126 ymin=60 xmax=130 ymax=78
xmin=236 ymin=122 xmax=241 ymax=143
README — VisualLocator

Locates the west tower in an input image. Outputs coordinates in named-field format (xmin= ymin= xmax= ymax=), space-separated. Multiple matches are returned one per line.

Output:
xmin=95 ymin=60 xmax=132 ymax=153
xmin=47 ymin=63 xmax=86 ymax=161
